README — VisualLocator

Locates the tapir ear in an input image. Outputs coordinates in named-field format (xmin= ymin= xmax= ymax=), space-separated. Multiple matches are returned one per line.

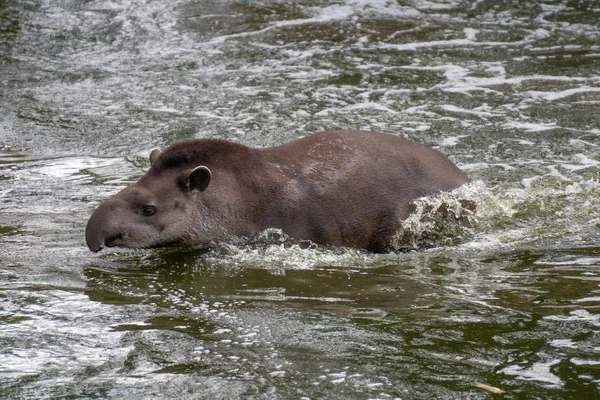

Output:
xmin=186 ymin=166 xmax=211 ymax=192
xmin=149 ymin=149 xmax=162 ymax=166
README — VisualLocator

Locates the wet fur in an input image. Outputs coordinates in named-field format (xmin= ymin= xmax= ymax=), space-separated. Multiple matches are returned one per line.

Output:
xmin=86 ymin=130 xmax=469 ymax=252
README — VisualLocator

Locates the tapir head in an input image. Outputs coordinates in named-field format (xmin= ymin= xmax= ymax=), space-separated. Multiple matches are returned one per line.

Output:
xmin=85 ymin=149 xmax=213 ymax=252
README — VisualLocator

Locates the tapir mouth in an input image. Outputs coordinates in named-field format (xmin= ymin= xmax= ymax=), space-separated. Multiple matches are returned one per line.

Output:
xmin=89 ymin=234 xmax=186 ymax=252
xmin=149 ymin=238 xmax=187 ymax=248
xmin=104 ymin=233 xmax=123 ymax=248
xmin=88 ymin=243 xmax=104 ymax=253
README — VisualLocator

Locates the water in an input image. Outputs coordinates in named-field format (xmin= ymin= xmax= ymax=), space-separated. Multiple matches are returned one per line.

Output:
xmin=1 ymin=0 xmax=600 ymax=398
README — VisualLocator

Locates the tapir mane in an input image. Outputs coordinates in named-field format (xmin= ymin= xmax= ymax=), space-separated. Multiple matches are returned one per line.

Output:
xmin=152 ymin=139 xmax=257 ymax=171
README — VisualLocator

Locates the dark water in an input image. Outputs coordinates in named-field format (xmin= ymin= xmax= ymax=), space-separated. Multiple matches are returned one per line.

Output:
xmin=1 ymin=0 xmax=600 ymax=398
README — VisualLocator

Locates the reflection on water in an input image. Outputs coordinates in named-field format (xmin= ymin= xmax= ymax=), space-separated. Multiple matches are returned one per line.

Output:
xmin=1 ymin=0 xmax=600 ymax=398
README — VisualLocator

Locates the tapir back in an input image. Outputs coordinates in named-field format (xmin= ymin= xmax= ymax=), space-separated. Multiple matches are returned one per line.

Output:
xmin=258 ymin=130 xmax=469 ymax=250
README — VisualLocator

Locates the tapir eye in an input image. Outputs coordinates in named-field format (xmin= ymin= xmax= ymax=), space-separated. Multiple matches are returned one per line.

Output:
xmin=141 ymin=206 xmax=156 ymax=216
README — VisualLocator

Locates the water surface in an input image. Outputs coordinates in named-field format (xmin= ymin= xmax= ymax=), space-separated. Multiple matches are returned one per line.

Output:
xmin=1 ymin=0 xmax=600 ymax=398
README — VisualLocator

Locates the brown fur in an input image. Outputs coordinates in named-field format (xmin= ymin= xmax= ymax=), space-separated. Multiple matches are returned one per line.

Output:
xmin=86 ymin=130 xmax=469 ymax=252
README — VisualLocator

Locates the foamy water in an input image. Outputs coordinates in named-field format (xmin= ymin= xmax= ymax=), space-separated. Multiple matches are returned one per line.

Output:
xmin=1 ymin=0 xmax=600 ymax=398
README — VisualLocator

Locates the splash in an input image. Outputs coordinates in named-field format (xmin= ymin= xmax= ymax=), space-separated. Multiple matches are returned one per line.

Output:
xmin=205 ymin=230 xmax=375 ymax=271
xmin=390 ymin=182 xmax=485 ymax=250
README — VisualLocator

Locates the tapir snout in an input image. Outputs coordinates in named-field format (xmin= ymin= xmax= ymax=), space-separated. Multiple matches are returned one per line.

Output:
xmin=85 ymin=198 xmax=125 ymax=252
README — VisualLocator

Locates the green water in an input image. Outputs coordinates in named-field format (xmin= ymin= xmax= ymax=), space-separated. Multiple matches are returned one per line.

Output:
xmin=1 ymin=0 xmax=600 ymax=398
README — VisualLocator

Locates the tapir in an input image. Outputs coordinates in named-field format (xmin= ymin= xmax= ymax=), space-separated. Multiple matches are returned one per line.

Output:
xmin=85 ymin=130 xmax=469 ymax=252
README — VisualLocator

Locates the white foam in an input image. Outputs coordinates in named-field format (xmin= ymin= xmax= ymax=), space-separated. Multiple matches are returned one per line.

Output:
xmin=570 ymin=358 xmax=600 ymax=366
xmin=560 ymin=154 xmax=600 ymax=171
xmin=439 ymin=104 xmax=501 ymax=118
xmin=412 ymin=0 xmax=460 ymax=11
xmin=573 ymin=297 xmax=600 ymax=303
xmin=36 ymin=157 xmax=121 ymax=181
xmin=145 ymin=107 xmax=184 ymax=114
xmin=204 ymin=4 xmax=355 ymax=45
xmin=378 ymin=25 xmax=533 ymax=53
xmin=526 ymin=87 xmax=600 ymax=102
xmin=397 ymin=62 xmax=600 ymax=97
xmin=500 ymin=360 xmax=563 ymax=387
xmin=345 ymin=102 xmax=399 ymax=113
xmin=195 ymin=111 xmax=234 ymax=121
xmin=439 ymin=136 xmax=462 ymax=147
xmin=549 ymin=339 xmax=578 ymax=349
xmin=346 ymin=0 xmax=421 ymax=18
xmin=503 ymin=121 xmax=557 ymax=132
xmin=535 ymin=257 xmax=600 ymax=266
xmin=544 ymin=310 xmax=600 ymax=327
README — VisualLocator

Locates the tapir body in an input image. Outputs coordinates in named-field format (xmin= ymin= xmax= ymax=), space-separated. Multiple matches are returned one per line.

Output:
xmin=85 ymin=130 xmax=469 ymax=252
